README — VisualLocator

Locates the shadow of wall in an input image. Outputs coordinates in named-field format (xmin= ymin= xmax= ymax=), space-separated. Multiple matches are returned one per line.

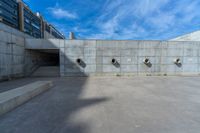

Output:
xmin=6 ymin=39 xmax=109 ymax=133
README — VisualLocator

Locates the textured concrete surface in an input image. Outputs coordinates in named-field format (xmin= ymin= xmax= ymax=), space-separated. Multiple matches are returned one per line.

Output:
xmin=0 ymin=22 xmax=61 ymax=80
xmin=62 ymin=40 xmax=200 ymax=76
xmin=0 ymin=76 xmax=200 ymax=133
xmin=2 ymin=21 xmax=200 ymax=80
xmin=25 ymin=39 xmax=200 ymax=76
xmin=0 ymin=23 xmax=63 ymax=80
xmin=32 ymin=66 xmax=60 ymax=77
xmin=0 ymin=27 xmax=25 ymax=80
xmin=0 ymin=81 xmax=52 ymax=115
xmin=0 ymin=23 xmax=32 ymax=81
xmin=0 ymin=23 xmax=58 ymax=80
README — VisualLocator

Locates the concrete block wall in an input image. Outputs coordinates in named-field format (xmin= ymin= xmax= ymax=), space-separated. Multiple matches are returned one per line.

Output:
xmin=0 ymin=25 xmax=25 ymax=81
xmin=6 ymin=32 xmax=200 ymax=77
xmin=61 ymin=40 xmax=96 ymax=76
xmin=0 ymin=23 xmax=63 ymax=80
xmin=0 ymin=23 xmax=34 ymax=81
xmin=1 ymin=19 xmax=200 ymax=78
xmin=60 ymin=40 xmax=200 ymax=76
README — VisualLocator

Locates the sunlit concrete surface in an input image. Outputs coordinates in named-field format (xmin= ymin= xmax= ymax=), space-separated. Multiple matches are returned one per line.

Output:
xmin=0 ymin=76 xmax=200 ymax=133
xmin=171 ymin=30 xmax=200 ymax=41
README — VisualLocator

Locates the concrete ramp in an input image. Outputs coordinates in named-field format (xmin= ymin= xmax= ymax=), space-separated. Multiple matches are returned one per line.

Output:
xmin=32 ymin=66 xmax=60 ymax=77
xmin=0 ymin=81 xmax=53 ymax=116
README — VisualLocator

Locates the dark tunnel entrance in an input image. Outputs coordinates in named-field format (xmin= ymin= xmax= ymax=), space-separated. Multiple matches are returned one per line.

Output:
xmin=37 ymin=49 xmax=60 ymax=66
xmin=27 ymin=49 xmax=60 ymax=77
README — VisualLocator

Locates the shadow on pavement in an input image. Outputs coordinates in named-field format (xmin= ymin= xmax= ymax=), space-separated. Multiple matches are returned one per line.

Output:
xmin=0 ymin=40 xmax=109 ymax=133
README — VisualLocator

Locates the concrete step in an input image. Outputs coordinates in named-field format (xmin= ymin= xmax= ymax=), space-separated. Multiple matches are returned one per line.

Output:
xmin=0 ymin=81 xmax=53 ymax=116
xmin=32 ymin=66 xmax=60 ymax=77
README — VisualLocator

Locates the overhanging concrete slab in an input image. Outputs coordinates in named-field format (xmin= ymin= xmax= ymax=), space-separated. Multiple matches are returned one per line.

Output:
xmin=25 ymin=39 xmax=60 ymax=49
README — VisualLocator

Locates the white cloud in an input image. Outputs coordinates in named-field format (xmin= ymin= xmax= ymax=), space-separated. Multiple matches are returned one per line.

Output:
xmin=22 ymin=0 xmax=200 ymax=40
xmin=88 ymin=0 xmax=153 ymax=39
xmin=133 ymin=0 xmax=169 ymax=17
xmin=48 ymin=7 xmax=77 ymax=19
xmin=88 ymin=0 xmax=200 ymax=40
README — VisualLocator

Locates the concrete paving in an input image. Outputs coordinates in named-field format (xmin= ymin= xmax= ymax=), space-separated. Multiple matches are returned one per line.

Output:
xmin=0 ymin=76 xmax=200 ymax=133
xmin=0 ymin=81 xmax=52 ymax=115
xmin=31 ymin=66 xmax=60 ymax=77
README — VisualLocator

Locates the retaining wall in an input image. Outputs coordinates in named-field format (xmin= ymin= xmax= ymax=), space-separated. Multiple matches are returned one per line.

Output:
xmin=0 ymin=23 xmax=41 ymax=80
xmin=59 ymin=40 xmax=200 ymax=76
xmin=0 ymin=23 xmax=26 ymax=80
xmin=1 ymin=21 xmax=200 ymax=78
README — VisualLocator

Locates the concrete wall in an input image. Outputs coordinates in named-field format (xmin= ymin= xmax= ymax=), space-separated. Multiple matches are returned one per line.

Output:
xmin=2 ymin=21 xmax=200 ymax=78
xmin=25 ymin=39 xmax=200 ymax=76
xmin=58 ymin=40 xmax=200 ymax=76
xmin=0 ymin=23 xmax=46 ymax=80
xmin=61 ymin=40 xmax=96 ymax=76
xmin=44 ymin=31 xmax=55 ymax=39
xmin=0 ymin=23 xmax=61 ymax=80
xmin=171 ymin=30 xmax=200 ymax=41
xmin=0 ymin=23 xmax=26 ymax=81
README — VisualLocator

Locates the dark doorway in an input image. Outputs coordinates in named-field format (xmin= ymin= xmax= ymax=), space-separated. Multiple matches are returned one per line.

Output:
xmin=28 ymin=49 xmax=60 ymax=77
xmin=36 ymin=49 xmax=60 ymax=67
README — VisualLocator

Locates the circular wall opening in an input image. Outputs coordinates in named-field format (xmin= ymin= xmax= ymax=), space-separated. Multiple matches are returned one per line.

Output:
xmin=112 ymin=59 xmax=116 ymax=64
xmin=77 ymin=58 xmax=81 ymax=64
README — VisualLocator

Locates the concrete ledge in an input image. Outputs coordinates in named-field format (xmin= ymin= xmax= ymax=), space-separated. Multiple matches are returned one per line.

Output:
xmin=0 ymin=81 xmax=53 ymax=116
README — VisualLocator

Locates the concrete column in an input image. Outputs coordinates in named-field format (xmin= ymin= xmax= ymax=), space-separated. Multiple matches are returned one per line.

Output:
xmin=69 ymin=32 xmax=75 ymax=40
xmin=41 ymin=21 xmax=45 ymax=38
xmin=50 ymin=26 xmax=52 ymax=35
xmin=18 ymin=1 xmax=24 ymax=32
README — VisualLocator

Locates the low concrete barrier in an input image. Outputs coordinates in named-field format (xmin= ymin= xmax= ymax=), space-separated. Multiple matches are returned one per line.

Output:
xmin=0 ymin=81 xmax=53 ymax=116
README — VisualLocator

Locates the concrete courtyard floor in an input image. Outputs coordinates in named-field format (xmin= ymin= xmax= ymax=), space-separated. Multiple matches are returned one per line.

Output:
xmin=0 ymin=76 xmax=200 ymax=133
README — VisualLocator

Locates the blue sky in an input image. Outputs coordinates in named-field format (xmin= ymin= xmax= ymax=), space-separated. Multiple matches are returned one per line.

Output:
xmin=23 ymin=0 xmax=200 ymax=40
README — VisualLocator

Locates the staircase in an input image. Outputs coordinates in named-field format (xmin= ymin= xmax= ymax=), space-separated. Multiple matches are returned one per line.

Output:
xmin=31 ymin=66 xmax=60 ymax=77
